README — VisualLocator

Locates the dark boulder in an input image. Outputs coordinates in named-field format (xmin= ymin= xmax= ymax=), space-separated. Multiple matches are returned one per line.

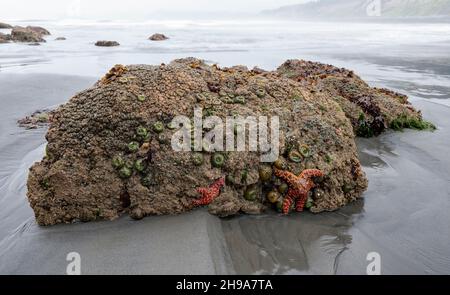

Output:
xmin=95 ymin=40 xmax=120 ymax=47
xmin=149 ymin=33 xmax=169 ymax=41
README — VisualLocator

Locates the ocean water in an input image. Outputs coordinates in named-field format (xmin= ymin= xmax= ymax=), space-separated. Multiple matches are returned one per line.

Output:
xmin=0 ymin=19 xmax=450 ymax=274
xmin=1 ymin=19 xmax=450 ymax=103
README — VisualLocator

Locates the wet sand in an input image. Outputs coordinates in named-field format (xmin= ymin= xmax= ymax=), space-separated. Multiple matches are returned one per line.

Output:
xmin=0 ymin=73 xmax=449 ymax=274
xmin=221 ymin=99 xmax=450 ymax=274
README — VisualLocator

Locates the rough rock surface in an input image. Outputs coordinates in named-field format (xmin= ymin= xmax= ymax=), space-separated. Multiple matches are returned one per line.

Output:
xmin=26 ymin=26 xmax=51 ymax=35
xmin=149 ymin=33 xmax=169 ymax=41
xmin=10 ymin=26 xmax=46 ymax=43
xmin=277 ymin=60 xmax=433 ymax=137
xmin=27 ymin=58 xmax=370 ymax=225
xmin=0 ymin=22 xmax=12 ymax=29
xmin=95 ymin=40 xmax=120 ymax=47
xmin=0 ymin=32 xmax=10 ymax=43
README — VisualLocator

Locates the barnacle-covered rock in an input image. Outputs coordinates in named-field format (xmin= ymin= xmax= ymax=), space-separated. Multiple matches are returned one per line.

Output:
xmin=277 ymin=59 xmax=434 ymax=136
xmin=27 ymin=58 xmax=371 ymax=225
xmin=10 ymin=26 xmax=46 ymax=43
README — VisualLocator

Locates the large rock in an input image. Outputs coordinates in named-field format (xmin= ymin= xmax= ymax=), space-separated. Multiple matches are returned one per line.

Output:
xmin=10 ymin=26 xmax=46 ymax=43
xmin=149 ymin=33 xmax=169 ymax=41
xmin=277 ymin=60 xmax=434 ymax=137
xmin=95 ymin=40 xmax=120 ymax=47
xmin=27 ymin=58 xmax=369 ymax=225
xmin=0 ymin=22 xmax=13 ymax=29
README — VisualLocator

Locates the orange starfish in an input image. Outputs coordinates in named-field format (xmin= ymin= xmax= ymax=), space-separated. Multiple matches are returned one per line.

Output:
xmin=274 ymin=168 xmax=324 ymax=214
xmin=192 ymin=177 xmax=225 ymax=207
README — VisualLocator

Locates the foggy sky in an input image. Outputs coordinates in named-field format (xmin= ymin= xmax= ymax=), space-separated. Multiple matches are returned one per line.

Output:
xmin=0 ymin=0 xmax=312 ymax=20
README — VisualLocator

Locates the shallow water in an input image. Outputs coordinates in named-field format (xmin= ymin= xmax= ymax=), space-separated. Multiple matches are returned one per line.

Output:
xmin=0 ymin=19 xmax=449 ymax=274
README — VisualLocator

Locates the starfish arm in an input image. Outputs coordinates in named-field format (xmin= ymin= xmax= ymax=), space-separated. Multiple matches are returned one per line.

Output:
xmin=299 ymin=169 xmax=324 ymax=179
xmin=192 ymin=178 xmax=225 ymax=207
xmin=282 ymin=189 xmax=298 ymax=214
xmin=274 ymin=168 xmax=298 ymax=187
xmin=295 ymin=192 xmax=308 ymax=212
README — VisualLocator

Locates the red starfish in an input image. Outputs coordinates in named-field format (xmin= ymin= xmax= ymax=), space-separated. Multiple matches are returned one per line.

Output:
xmin=274 ymin=168 xmax=324 ymax=214
xmin=192 ymin=177 xmax=225 ymax=207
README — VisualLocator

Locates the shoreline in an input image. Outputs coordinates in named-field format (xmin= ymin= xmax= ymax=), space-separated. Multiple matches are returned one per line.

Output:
xmin=0 ymin=70 xmax=449 ymax=274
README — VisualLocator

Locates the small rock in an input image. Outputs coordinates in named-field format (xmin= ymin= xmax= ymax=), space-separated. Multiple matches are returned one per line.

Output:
xmin=18 ymin=109 xmax=53 ymax=129
xmin=95 ymin=40 xmax=120 ymax=47
xmin=148 ymin=33 xmax=169 ymax=41
xmin=55 ymin=37 xmax=66 ymax=41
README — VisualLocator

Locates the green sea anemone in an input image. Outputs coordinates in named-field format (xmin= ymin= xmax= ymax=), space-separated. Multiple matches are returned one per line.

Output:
xmin=288 ymin=150 xmax=302 ymax=163
xmin=298 ymin=144 xmax=311 ymax=158
xmin=112 ymin=155 xmax=125 ymax=169
xmin=127 ymin=141 xmax=140 ymax=153
xmin=267 ymin=191 xmax=280 ymax=204
xmin=244 ymin=185 xmax=258 ymax=201
xmin=241 ymin=170 xmax=249 ymax=183
xmin=137 ymin=94 xmax=146 ymax=102
xmin=153 ymin=121 xmax=164 ymax=133
xmin=136 ymin=126 xmax=148 ymax=138
xmin=134 ymin=159 xmax=146 ymax=172
xmin=211 ymin=153 xmax=225 ymax=168
xmin=305 ymin=196 xmax=314 ymax=209
xmin=192 ymin=153 xmax=204 ymax=166
xmin=119 ymin=167 xmax=132 ymax=179
xmin=259 ymin=166 xmax=273 ymax=182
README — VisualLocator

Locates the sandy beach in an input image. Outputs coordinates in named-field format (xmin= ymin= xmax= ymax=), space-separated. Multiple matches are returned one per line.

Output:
xmin=0 ymin=20 xmax=449 ymax=274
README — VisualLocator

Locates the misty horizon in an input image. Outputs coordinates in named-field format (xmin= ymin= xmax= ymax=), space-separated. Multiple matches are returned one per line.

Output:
xmin=0 ymin=0 xmax=312 ymax=21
